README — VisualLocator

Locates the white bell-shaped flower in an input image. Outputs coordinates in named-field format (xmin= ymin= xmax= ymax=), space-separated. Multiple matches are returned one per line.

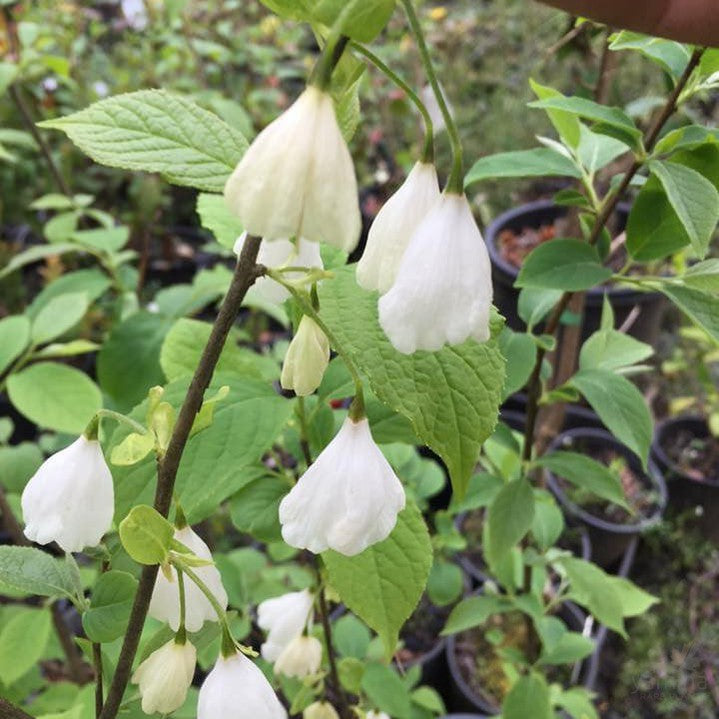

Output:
xmin=234 ymin=233 xmax=323 ymax=305
xmin=274 ymin=635 xmax=323 ymax=679
xmin=357 ymin=162 xmax=440 ymax=294
xmin=21 ymin=436 xmax=114 ymax=553
xmin=257 ymin=589 xmax=314 ymax=662
xmin=281 ymin=316 xmax=330 ymax=397
xmin=378 ymin=192 xmax=493 ymax=354
xmin=366 ymin=712 xmax=391 ymax=719
xmin=279 ymin=417 xmax=406 ymax=556
xmin=148 ymin=526 xmax=228 ymax=633
xmin=225 ymin=86 xmax=361 ymax=252
xmin=131 ymin=639 xmax=196 ymax=715
xmin=304 ymin=702 xmax=340 ymax=719
xmin=198 ymin=651 xmax=287 ymax=719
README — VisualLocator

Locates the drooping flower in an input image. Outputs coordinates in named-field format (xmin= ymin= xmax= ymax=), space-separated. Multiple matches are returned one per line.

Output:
xmin=279 ymin=417 xmax=406 ymax=556
xmin=281 ymin=316 xmax=330 ymax=397
xmin=21 ymin=436 xmax=114 ymax=553
xmin=148 ymin=526 xmax=228 ymax=633
xmin=234 ymin=233 xmax=323 ymax=305
xmin=131 ymin=639 xmax=196 ymax=715
xmin=224 ymin=86 xmax=361 ymax=252
xmin=198 ymin=651 xmax=287 ymax=719
xmin=378 ymin=192 xmax=493 ymax=354
xmin=304 ymin=702 xmax=340 ymax=719
xmin=257 ymin=589 xmax=314 ymax=662
xmin=356 ymin=162 xmax=440 ymax=294
xmin=274 ymin=635 xmax=323 ymax=679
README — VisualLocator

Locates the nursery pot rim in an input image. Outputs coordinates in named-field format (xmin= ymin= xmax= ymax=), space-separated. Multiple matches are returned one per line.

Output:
xmin=652 ymin=414 xmax=719 ymax=488
xmin=545 ymin=427 xmax=668 ymax=534
xmin=485 ymin=199 xmax=657 ymax=304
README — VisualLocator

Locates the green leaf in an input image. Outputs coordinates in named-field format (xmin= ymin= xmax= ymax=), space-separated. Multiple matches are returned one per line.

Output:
xmin=109 ymin=375 xmax=292 ymax=522
xmin=0 ymin=61 xmax=18 ymax=96
xmin=556 ymin=687 xmax=600 ymax=719
xmin=7 ymin=362 xmax=102 ymax=435
xmin=0 ymin=315 xmax=30 ymax=375
xmin=0 ymin=243 xmax=82 ymax=280
xmin=540 ymin=631 xmax=595 ymax=665
xmin=110 ymin=432 xmax=155 ymax=466
xmin=498 ymin=328 xmax=537 ymax=398
xmin=318 ymin=266 xmax=505 ymax=498
xmin=82 ymin=571 xmax=138 ymax=642
xmin=486 ymin=477 xmax=535 ymax=567
xmin=577 ymin=125 xmax=629 ymax=174
xmin=608 ymin=576 xmax=659 ymax=617
xmin=72 ymin=226 xmax=130 ymax=253
xmin=503 ymin=672 xmax=552 ymax=719
xmin=531 ymin=489 xmax=565 ymax=550
xmin=529 ymin=79 xmax=581 ymax=149
xmin=682 ymin=259 xmax=719 ymax=292
xmin=0 ymin=546 xmax=75 ymax=598
xmin=31 ymin=292 xmax=89 ymax=345
xmin=119 ymin=505 xmax=175 ymax=565
xmin=40 ymin=90 xmax=248 ymax=192
xmin=570 ymin=369 xmax=652 ymax=466
xmin=609 ymin=31 xmax=691 ymax=80
xmin=160 ymin=318 xmax=263 ymax=383
xmin=560 ymin=557 xmax=626 ymax=636
xmin=649 ymin=160 xmax=719 ymax=258
xmin=465 ymin=148 xmax=581 ymax=187
xmin=33 ymin=340 xmax=101 ymax=359
xmin=313 ymin=0 xmax=396 ymax=43
xmin=324 ymin=503 xmax=432 ymax=657
xmin=229 ymin=475 xmax=288 ymax=543
xmin=98 ymin=311 xmax=173 ymax=411
xmin=333 ymin=614 xmax=372 ymax=659
xmin=361 ymin=663 xmax=411 ymax=719
xmin=529 ymin=96 xmax=642 ymax=150
xmin=579 ymin=329 xmax=653 ymax=371
xmin=652 ymin=282 xmax=719 ymax=343
xmin=536 ymin=451 xmax=631 ymax=510
xmin=196 ymin=193 xmax=243 ymax=250
xmin=26 ymin=269 xmax=111 ymax=320
xmin=441 ymin=594 xmax=509 ymax=635
xmin=516 ymin=239 xmax=612 ymax=291
xmin=517 ymin=287 xmax=563 ymax=331
xmin=0 ymin=443 xmax=43 ymax=493
xmin=426 ymin=560 xmax=464 ymax=607
xmin=0 ymin=609 xmax=52 ymax=685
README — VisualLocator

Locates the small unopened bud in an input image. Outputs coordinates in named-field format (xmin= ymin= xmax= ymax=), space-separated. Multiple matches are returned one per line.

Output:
xmin=281 ymin=316 xmax=330 ymax=397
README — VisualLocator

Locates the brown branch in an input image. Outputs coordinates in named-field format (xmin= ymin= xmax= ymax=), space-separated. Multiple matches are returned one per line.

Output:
xmin=522 ymin=46 xmax=705 ymax=462
xmin=0 ymin=698 xmax=33 ymax=719
xmin=98 ymin=236 xmax=262 ymax=719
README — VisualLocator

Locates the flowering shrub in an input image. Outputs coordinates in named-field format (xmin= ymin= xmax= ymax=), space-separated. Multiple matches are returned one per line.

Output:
xmin=0 ymin=2 xmax=718 ymax=719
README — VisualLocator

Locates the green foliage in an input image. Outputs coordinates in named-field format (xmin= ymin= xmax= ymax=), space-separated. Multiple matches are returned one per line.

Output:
xmin=0 ymin=547 xmax=76 ymax=599
xmin=40 ymin=90 xmax=247 ymax=192
xmin=82 ymin=571 xmax=138 ymax=643
xmin=324 ymin=503 xmax=432 ymax=657
xmin=486 ymin=477 xmax=535 ymax=568
xmin=0 ymin=316 xmax=30 ymax=375
xmin=119 ymin=505 xmax=175 ymax=565
xmin=318 ymin=266 xmax=505 ymax=498
xmin=0 ymin=608 xmax=52 ymax=686
xmin=465 ymin=148 xmax=581 ymax=186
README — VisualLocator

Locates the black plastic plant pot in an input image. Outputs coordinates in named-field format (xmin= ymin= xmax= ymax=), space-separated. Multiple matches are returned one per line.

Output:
xmin=485 ymin=200 xmax=666 ymax=346
xmin=445 ymin=599 xmax=588 ymax=715
xmin=546 ymin=428 xmax=668 ymax=569
xmin=651 ymin=415 xmax=719 ymax=543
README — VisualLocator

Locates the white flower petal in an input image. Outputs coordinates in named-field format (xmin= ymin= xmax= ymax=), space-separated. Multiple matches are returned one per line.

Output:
xmin=274 ymin=635 xmax=322 ymax=678
xmin=225 ymin=86 xmax=360 ymax=252
xmin=378 ymin=193 xmax=493 ymax=354
xmin=357 ymin=162 xmax=440 ymax=294
xmin=148 ymin=526 xmax=228 ymax=632
xmin=257 ymin=589 xmax=314 ymax=662
xmin=21 ymin=436 xmax=114 ymax=553
xmin=198 ymin=652 xmax=287 ymax=719
xmin=281 ymin=316 xmax=330 ymax=396
xmin=132 ymin=640 xmax=196 ymax=715
xmin=279 ymin=417 xmax=406 ymax=556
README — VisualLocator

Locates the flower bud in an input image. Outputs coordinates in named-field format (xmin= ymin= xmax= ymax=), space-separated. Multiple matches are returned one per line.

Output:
xmin=148 ymin=526 xmax=228 ymax=632
xmin=279 ymin=417 xmax=406 ymax=556
xmin=257 ymin=589 xmax=314 ymax=662
xmin=378 ymin=192 xmax=493 ymax=354
xmin=357 ymin=162 xmax=440 ymax=294
xmin=274 ymin=635 xmax=322 ymax=679
xmin=198 ymin=651 xmax=287 ymax=719
xmin=225 ymin=86 xmax=361 ymax=252
xmin=234 ymin=233 xmax=323 ymax=305
xmin=131 ymin=639 xmax=196 ymax=715
xmin=281 ymin=316 xmax=330 ymax=397
xmin=304 ymin=702 xmax=340 ymax=719
xmin=21 ymin=436 xmax=114 ymax=553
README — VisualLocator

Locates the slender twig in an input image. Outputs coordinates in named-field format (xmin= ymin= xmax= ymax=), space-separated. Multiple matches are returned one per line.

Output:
xmin=98 ymin=237 xmax=262 ymax=719
xmin=93 ymin=643 xmax=103 ymax=719
xmin=0 ymin=698 xmax=33 ymax=719
xmin=522 ymin=46 xmax=705 ymax=462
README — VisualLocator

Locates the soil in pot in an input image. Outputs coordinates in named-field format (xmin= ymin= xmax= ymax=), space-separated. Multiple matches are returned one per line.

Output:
xmin=663 ymin=427 xmax=719 ymax=483
xmin=397 ymin=594 xmax=450 ymax=668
